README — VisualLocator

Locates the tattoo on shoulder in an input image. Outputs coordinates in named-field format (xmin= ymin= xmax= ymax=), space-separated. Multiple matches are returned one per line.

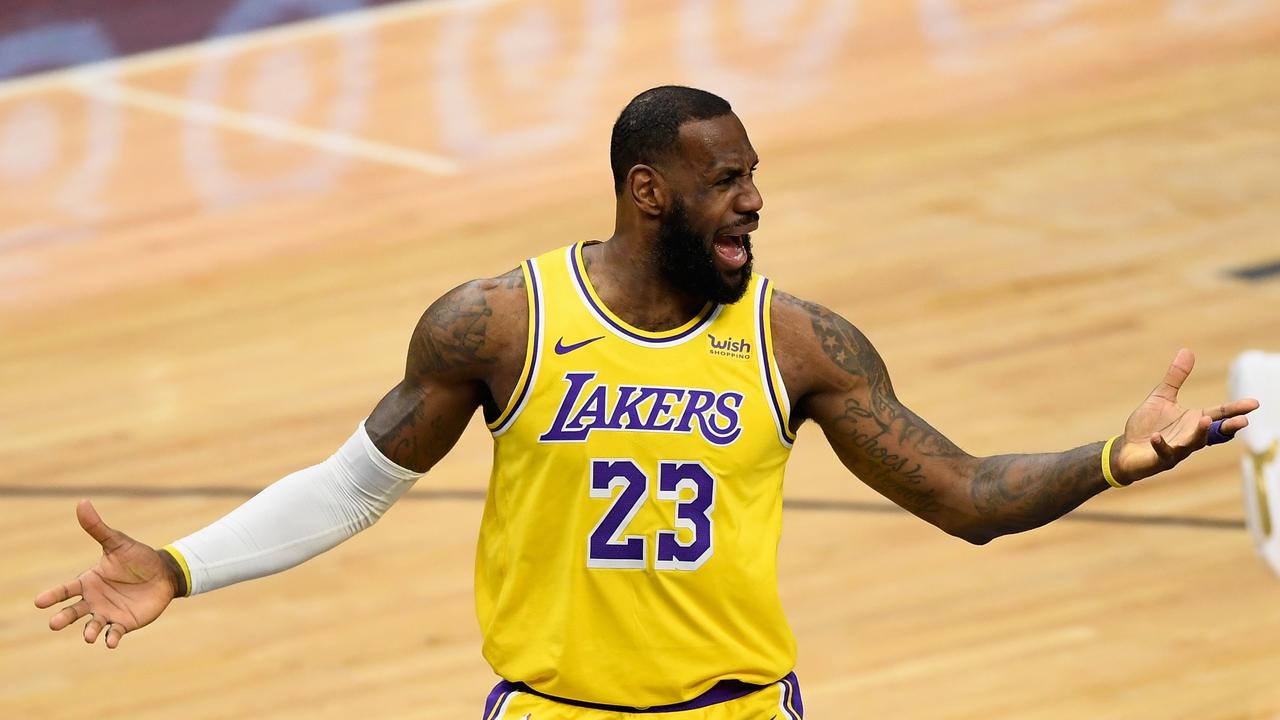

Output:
xmin=409 ymin=272 xmax=520 ymax=377
xmin=777 ymin=291 xmax=893 ymax=401
xmin=495 ymin=266 xmax=525 ymax=290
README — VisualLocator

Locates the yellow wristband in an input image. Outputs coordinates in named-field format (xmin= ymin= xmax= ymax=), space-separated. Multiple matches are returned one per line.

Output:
xmin=1101 ymin=434 xmax=1127 ymax=489
xmin=160 ymin=544 xmax=193 ymax=597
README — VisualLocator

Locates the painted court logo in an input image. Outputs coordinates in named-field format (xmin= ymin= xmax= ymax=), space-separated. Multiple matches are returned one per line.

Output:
xmin=708 ymin=334 xmax=752 ymax=360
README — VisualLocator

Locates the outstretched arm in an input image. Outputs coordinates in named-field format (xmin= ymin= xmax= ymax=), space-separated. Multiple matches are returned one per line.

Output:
xmin=35 ymin=271 xmax=527 ymax=646
xmin=772 ymin=292 xmax=1259 ymax=545
xmin=366 ymin=270 xmax=527 ymax=470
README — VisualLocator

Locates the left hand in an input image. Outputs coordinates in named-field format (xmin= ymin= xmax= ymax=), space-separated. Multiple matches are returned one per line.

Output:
xmin=1114 ymin=348 xmax=1260 ymax=484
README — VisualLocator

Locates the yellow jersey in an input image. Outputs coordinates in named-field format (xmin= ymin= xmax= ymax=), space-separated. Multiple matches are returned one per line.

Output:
xmin=477 ymin=241 xmax=798 ymax=707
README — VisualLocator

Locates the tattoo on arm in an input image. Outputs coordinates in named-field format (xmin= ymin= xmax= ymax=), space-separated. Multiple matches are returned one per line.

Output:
xmin=782 ymin=291 xmax=1108 ymax=542
xmin=821 ymin=397 xmax=946 ymax=516
xmin=776 ymin=291 xmax=968 ymax=517
xmin=792 ymin=294 xmax=963 ymax=453
xmin=367 ymin=270 xmax=523 ymax=470
xmin=406 ymin=280 xmax=502 ymax=379
xmin=969 ymin=443 xmax=1107 ymax=540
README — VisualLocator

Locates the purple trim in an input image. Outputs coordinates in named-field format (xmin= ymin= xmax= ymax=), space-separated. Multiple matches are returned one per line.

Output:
xmin=779 ymin=679 xmax=796 ymax=720
xmin=492 ymin=260 xmax=541 ymax=434
xmin=482 ymin=680 xmax=517 ymax=719
xmin=502 ymin=673 xmax=798 ymax=714
xmin=757 ymin=278 xmax=794 ymax=443
xmin=569 ymin=244 xmax=715 ymax=344
xmin=782 ymin=672 xmax=805 ymax=717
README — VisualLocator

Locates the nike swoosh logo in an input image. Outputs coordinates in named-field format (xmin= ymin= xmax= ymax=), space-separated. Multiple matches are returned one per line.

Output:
xmin=554 ymin=335 xmax=604 ymax=355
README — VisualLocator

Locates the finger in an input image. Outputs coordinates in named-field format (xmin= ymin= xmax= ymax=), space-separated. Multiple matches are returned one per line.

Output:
xmin=1189 ymin=415 xmax=1212 ymax=450
xmin=1206 ymin=397 xmax=1261 ymax=420
xmin=1220 ymin=416 xmax=1250 ymax=435
xmin=35 ymin=578 xmax=82 ymax=609
xmin=105 ymin=624 xmax=126 ymax=649
xmin=76 ymin=500 xmax=124 ymax=552
xmin=1151 ymin=432 xmax=1179 ymax=465
xmin=49 ymin=599 xmax=92 ymax=631
xmin=1150 ymin=348 xmax=1195 ymax=402
xmin=83 ymin=615 xmax=104 ymax=644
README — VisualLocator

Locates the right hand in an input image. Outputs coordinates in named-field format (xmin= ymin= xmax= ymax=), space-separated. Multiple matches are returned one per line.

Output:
xmin=34 ymin=500 xmax=178 ymax=649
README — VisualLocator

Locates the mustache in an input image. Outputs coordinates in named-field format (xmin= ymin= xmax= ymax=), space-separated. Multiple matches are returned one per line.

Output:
xmin=730 ymin=213 xmax=759 ymax=229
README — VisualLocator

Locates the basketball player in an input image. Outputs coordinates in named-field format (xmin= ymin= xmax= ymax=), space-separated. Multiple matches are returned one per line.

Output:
xmin=36 ymin=87 xmax=1259 ymax=719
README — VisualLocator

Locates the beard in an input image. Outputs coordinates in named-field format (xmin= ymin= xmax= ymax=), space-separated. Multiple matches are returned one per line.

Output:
xmin=654 ymin=198 xmax=754 ymax=305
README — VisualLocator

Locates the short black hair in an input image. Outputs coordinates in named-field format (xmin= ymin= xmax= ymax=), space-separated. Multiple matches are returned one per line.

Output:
xmin=610 ymin=86 xmax=733 ymax=194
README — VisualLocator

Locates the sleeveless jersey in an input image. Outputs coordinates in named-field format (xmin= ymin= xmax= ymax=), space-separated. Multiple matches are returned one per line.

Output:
xmin=477 ymin=241 xmax=798 ymax=708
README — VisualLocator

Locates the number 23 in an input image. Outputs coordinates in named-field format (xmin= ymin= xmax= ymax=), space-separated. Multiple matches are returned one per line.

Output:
xmin=587 ymin=459 xmax=716 ymax=571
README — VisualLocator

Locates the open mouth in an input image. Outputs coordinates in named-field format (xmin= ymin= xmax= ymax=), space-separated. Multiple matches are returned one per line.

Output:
xmin=712 ymin=221 xmax=757 ymax=271
xmin=713 ymin=233 xmax=750 ymax=270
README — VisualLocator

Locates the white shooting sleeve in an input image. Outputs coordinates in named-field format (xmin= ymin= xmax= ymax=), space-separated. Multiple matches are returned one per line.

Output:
xmin=165 ymin=421 xmax=424 ymax=595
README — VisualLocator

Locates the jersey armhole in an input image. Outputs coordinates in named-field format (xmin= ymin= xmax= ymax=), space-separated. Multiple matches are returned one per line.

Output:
xmin=488 ymin=259 xmax=543 ymax=435
xmin=756 ymin=278 xmax=797 ymax=448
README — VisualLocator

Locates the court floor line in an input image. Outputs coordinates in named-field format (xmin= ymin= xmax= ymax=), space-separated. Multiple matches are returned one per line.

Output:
xmin=0 ymin=484 xmax=1245 ymax=531
xmin=72 ymin=78 xmax=460 ymax=175
xmin=0 ymin=0 xmax=517 ymax=103
xmin=1229 ymin=257 xmax=1280 ymax=281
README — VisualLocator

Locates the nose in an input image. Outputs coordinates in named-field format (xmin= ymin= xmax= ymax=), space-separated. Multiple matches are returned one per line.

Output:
xmin=736 ymin=179 xmax=763 ymax=215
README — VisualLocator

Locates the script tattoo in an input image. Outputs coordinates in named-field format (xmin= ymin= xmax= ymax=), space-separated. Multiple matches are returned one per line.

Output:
xmin=799 ymin=295 xmax=963 ymax=457
xmin=826 ymin=397 xmax=940 ymax=513
xmin=777 ymin=292 xmax=965 ymax=516
xmin=780 ymin=291 xmax=1110 ymax=541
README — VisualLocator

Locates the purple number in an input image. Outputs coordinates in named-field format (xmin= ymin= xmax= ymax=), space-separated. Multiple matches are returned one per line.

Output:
xmin=587 ymin=459 xmax=716 ymax=571
xmin=587 ymin=459 xmax=648 ymax=569
xmin=655 ymin=462 xmax=716 ymax=571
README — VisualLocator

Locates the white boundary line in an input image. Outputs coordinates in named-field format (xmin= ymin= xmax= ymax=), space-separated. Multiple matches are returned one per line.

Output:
xmin=73 ymin=78 xmax=460 ymax=175
xmin=0 ymin=0 xmax=512 ymax=102
xmin=0 ymin=0 xmax=525 ymax=175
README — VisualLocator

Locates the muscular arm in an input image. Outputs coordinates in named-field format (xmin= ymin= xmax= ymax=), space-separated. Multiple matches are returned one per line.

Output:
xmin=365 ymin=268 xmax=527 ymax=471
xmin=164 ymin=270 xmax=527 ymax=594
xmin=773 ymin=292 xmax=1110 ymax=545
xmin=35 ymin=268 xmax=532 ymax=641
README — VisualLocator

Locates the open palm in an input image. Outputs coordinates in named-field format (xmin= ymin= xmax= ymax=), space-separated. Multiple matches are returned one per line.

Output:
xmin=1115 ymin=349 xmax=1259 ymax=483
xmin=34 ymin=500 xmax=176 ymax=648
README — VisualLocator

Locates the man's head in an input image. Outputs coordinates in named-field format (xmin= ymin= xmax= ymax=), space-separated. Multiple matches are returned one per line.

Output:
xmin=610 ymin=86 xmax=763 ymax=304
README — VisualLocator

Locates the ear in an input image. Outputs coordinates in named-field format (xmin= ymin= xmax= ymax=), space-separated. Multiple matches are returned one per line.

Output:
xmin=627 ymin=165 xmax=667 ymax=218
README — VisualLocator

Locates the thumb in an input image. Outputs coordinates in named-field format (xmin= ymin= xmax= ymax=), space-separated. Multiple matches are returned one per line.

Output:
xmin=77 ymin=499 xmax=124 ymax=552
xmin=1149 ymin=348 xmax=1195 ymax=402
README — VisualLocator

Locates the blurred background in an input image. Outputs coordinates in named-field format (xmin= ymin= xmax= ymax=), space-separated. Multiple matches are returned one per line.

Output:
xmin=2 ymin=1 xmax=1278 ymax=718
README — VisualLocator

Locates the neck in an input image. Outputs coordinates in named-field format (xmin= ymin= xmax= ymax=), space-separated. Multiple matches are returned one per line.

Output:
xmin=583 ymin=226 xmax=709 ymax=333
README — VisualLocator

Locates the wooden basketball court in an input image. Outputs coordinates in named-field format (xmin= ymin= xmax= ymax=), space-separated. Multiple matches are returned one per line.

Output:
xmin=4 ymin=1 xmax=1279 ymax=717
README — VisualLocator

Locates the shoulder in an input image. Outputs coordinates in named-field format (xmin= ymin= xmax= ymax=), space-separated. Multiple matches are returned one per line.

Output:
xmin=406 ymin=267 xmax=528 ymax=381
xmin=466 ymin=266 xmax=528 ymax=316
xmin=769 ymin=288 xmax=887 ymax=404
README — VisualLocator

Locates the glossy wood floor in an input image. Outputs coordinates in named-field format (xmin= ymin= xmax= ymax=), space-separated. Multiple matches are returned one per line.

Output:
xmin=4 ymin=1 xmax=1280 ymax=717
